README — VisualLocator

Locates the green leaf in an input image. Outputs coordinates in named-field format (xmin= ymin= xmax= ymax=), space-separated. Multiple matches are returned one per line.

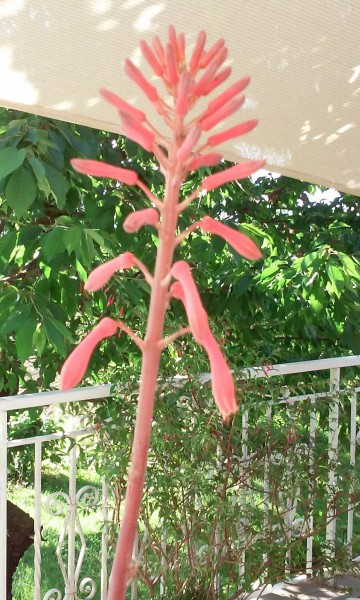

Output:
xmin=260 ymin=264 xmax=280 ymax=280
xmin=301 ymin=251 xmax=319 ymax=271
xmin=41 ymin=228 xmax=65 ymax=261
xmin=50 ymin=318 xmax=75 ymax=342
xmin=33 ymin=326 xmax=46 ymax=356
xmin=0 ymin=147 xmax=26 ymax=182
xmin=0 ymin=231 xmax=17 ymax=262
xmin=81 ymin=231 xmax=95 ymax=264
xmin=16 ymin=317 xmax=37 ymax=363
xmin=84 ymin=228 xmax=104 ymax=247
xmin=18 ymin=224 xmax=42 ymax=245
xmin=326 ymin=262 xmax=345 ymax=298
xmin=44 ymin=164 xmax=70 ymax=208
xmin=44 ymin=318 xmax=67 ymax=355
xmin=338 ymin=252 xmax=360 ymax=280
xmin=63 ymin=227 xmax=82 ymax=255
xmin=75 ymin=259 xmax=87 ymax=282
xmin=5 ymin=166 xmax=37 ymax=217
xmin=28 ymin=156 xmax=51 ymax=196
xmin=309 ymin=293 xmax=323 ymax=314
xmin=0 ymin=289 xmax=18 ymax=313
xmin=2 ymin=305 xmax=31 ymax=334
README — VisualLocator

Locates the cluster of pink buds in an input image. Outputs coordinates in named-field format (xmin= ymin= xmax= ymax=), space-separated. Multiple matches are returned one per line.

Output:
xmin=60 ymin=26 xmax=265 ymax=420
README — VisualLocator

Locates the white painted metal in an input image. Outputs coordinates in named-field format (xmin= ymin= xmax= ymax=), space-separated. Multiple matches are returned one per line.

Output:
xmin=239 ymin=409 xmax=249 ymax=579
xmin=67 ymin=444 xmax=77 ymax=599
xmin=101 ymin=479 xmax=109 ymax=600
xmin=244 ymin=355 xmax=360 ymax=380
xmin=347 ymin=391 xmax=357 ymax=554
xmin=0 ymin=409 xmax=7 ymax=600
xmin=306 ymin=399 xmax=316 ymax=576
xmin=160 ymin=526 xmax=167 ymax=596
xmin=0 ymin=384 xmax=112 ymax=411
xmin=326 ymin=368 xmax=340 ymax=561
xmin=1 ymin=355 xmax=360 ymax=598
xmin=131 ymin=530 xmax=139 ymax=600
xmin=34 ymin=440 xmax=42 ymax=600
xmin=262 ymin=401 xmax=272 ymax=577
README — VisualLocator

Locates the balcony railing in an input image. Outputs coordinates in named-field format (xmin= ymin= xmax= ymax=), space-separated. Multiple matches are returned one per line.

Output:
xmin=1 ymin=355 xmax=360 ymax=599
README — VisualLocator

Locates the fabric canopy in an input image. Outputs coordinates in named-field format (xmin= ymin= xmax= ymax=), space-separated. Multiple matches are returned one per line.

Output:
xmin=0 ymin=0 xmax=359 ymax=195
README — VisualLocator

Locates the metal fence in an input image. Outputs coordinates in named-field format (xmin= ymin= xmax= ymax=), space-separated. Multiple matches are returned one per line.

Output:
xmin=1 ymin=355 xmax=360 ymax=599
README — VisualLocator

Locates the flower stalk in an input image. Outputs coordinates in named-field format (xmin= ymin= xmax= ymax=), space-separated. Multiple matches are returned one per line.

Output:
xmin=60 ymin=26 xmax=265 ymax=599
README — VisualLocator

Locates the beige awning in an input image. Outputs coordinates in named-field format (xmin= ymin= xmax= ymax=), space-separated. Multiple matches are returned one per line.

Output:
xmin=0 ymin=1 xmax=359 ymax=195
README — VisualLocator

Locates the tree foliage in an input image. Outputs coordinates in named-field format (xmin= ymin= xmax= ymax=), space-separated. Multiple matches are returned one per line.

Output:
xmin=0 ymin=107 xmax=359 ymax=396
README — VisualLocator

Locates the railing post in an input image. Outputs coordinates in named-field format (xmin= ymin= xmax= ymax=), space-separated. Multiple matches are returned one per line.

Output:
xmin=347 ymin=390 xmax=357 ymax=555
xmin=34 ymin=440 xmax=42 ymax=599
xmin=239 ymin=408 xmax=249 ymax=579
xmin=306 ymin=398 xmax=316 ymax=576
xmin=131 ymin=530 xmax=138 ymax=600
xmin=67 ymin=443 xmax=77 ymax=599
xmin=101 ymin=478 xmax=109 ymax=600
xmin=326 ymin=367 xmax=340 ymax=562
xmin=0 ymin=409 xmax=7 ymax=600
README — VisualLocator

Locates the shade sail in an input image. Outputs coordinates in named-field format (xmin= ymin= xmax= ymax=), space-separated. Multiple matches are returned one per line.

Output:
xmin=0 ymin=0 xmax=359 ymax=195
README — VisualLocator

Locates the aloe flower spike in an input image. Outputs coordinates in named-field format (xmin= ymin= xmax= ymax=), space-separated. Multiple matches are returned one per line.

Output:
xmin=63 ymin=26 xmax=265 ymax=599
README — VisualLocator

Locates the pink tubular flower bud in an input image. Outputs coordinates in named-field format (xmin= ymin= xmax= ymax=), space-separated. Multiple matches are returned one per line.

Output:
xmin=178 ymin=32 xmax=185 ymax=65
xmin=124 ymin=59 xmax=158 ymax=102
xmin=152 ymin=35 xmax=166 ymax=66
xmin=99 ymin=88 xmax=146 ymax=122
xmin=60 ymin=317 xmax=118 ymax=390
xmin=190 ymin=30 xmax=206 ymax=73
xmin=200 ymin=96 xmax=245 ymax=131
xmin=207 ymin=76 xmax=251 ymax=114
xmin=140 ymin=40 xmax=163 ymax=76
xmin=171 ymin=261 xmax=209 ymax=343
xmin=85 ymin=252 xmax=136 ymax=292
xmin=120 ymin=112 xmax=155 ymax=153
xmin=193 ymin=47 xmax=228 ymax=97
xmin=168 ymin=25 xmax=179 ymax=62
xmin=165 ymin=43 xmax=179 ymax=86
xmin=123 ymin=208 xmax=159 ymax=233
xmin=189 ymin=152 xmax=222 ymax=170
xmin=171 ymin=277 xmax=237 ymax=420
xmin=176 ymin=125 xmax=201 ymax=163
xmin=193 ymin=48 xmax=225 ymax=97
xmin=71 ymin=159 xmax=138 ymax=186
xmin=176 ymin=71 xmax=190 ymax=116
xmin=201 ymin=66 xmax=232 ymax=96
xmin=202 ymin=333 xmax=238 ymax=419
xmin=202 ymin=160 xmax=266 ymax=191
xmin=207 ymin=119 xmax=259 ymax=147
xmin=199 ymin=216 xmax=262 ymax=260
xmin=199 ymin=38 xmax=225 ymax=69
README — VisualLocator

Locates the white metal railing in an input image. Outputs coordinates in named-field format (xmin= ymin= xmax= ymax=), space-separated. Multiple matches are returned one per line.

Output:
xmin=1 ymin=355 xmax=360 ymax=599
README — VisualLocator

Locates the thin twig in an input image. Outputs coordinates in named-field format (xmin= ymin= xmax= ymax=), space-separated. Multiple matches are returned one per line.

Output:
xmin=159 ymin=327 xmax=190 ymax=348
